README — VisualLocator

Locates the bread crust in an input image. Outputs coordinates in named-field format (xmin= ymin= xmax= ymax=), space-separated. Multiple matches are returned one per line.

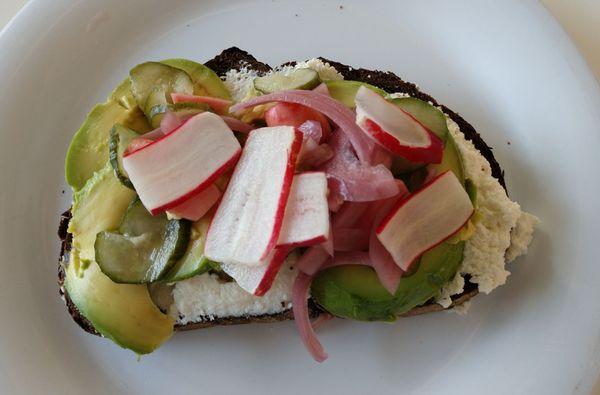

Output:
xmin=58 ymin=47 xmax=500 ymax=335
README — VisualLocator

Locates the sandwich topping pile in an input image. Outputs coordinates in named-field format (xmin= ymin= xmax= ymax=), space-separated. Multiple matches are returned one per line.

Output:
xmin=60 ymin=48 xmax=537 ymax=361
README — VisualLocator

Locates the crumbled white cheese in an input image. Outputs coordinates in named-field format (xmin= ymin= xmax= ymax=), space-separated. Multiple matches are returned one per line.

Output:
xmin=223 ymin=66 xmax=261 ymax=103
xmin=286 ymin=58 xmax=344 ymax=81
xmin=387 ymin=92 xmax=411 ymax=99
xmin=437 ymin=117 xmax=537 ymax=306
xmin=506 ymin=212 xmax=540 ymax=262
xmin=171 ymin=255 xmax=298 ymax=324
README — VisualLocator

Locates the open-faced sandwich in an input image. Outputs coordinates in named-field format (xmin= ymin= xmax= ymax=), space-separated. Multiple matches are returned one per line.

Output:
xmin=59 ymin=47 xmax=538 ymax=361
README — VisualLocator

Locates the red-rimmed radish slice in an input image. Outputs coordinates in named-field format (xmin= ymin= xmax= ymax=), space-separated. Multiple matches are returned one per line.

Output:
xmin=160 ymin=111 xmax=183 ymax=134
xmin=292 ymin=272 xmax=328 ymax=363
xmin=123 ymin=112 xmax=241 ymax=215
xmin=333 ymin=228 xmax=370 ymax=252
xmin=142 ymin=128 xmax=166 ymax=141
xmin=171 ymin=93 xmax=232 ymax=114
xmin=296 ymin=245 xmax=330 ymax=275
xmin=125 ymin=138 xmax=154 ymax=155
xmin=204 ymin=126 xmax=303 ymax=266
xmin=221 ymin=247 xmax=290 ymax=296
xmin=322 ymin=130 xmax=399 ymax=202
xmin=277 ymin=172 xmax=330 ymax=248
xmin=355 ymin=86 xmax=443 ymax=164
xmin=376 ymin=171 xmax=473 ymax=270
xmin=264 ymin=102 xmax=331 ymax=142
xmin=166 ymin=184 xmax=221 ymax=221
xmin=219 ymin=115 xmax=254 ymax=133
xmin=230 ymin=90 xmax=382 ymax=165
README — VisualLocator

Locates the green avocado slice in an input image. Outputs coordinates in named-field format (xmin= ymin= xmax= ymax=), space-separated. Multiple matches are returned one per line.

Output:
xmin=65 ymin=100 xmax=151 ymax=191
xmin=65 ymin=260 xmax=174 ymax=355
xmin=311 ymin=242 xmax=465 ymax=321
xmin=66 ymin=162 xmax=173 ymax=354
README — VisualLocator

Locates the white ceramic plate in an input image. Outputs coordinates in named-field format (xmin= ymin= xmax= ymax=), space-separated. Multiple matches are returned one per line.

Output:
xmin=1 ymin=0 xmax=599 ymax=394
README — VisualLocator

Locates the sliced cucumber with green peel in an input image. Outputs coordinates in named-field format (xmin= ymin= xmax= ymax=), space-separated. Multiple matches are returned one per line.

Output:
xmin=324 ymin=80 xmax=387 ymax=108
xmin=161 ymin=58 xmax=231 ymax=100
xmin=171 ymin=102 xmax=209 ymax=119
xmin=95 ymin=200 xmax=191 ymax=284
xmin=109 ymin=125 xmax=139 ymax=189
xmin=391 ymin=97 xmax=449 ymax=141
xmin=430 ymin=132 xmax=465 ymax=184
xmin=254 ymin=68 xmax=320 ymax=93
xmin=130 ymin=62 xmax=194 ymax=128
xmin=161 ymin=215 xmax=217 ymax=282
xmin=311 ymin=241 xmax=465 ymax=321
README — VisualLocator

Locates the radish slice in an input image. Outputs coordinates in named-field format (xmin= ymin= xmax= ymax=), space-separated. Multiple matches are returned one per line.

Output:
xmin=160 ymin=111 xmax=183 ymax=134
xmin=204 ymin=126 xmax=303 ymax=266
xmin=333 ymin=228 xmax=370 ymax=252
xmin=221 ymin=248 xmax=289 ymax=296
xmin=376 ymin=171 xmax=474 ymax=270
xmin=277 ymin=172 xmax=330 ymax=248
xmin=123 ymin=112 xmax=241 ymax=214
xmin=125 ymin=138 xmax=154 ymax=155
xmin=166 ymin=184 xmax=221 ymax=221
xmin=296 ymin=245 xmax=330 ymax=275
xmin=292 ymin=272 xmax=328 ymax=363
xmin=171 ymin=93 xmax=232 ymax=114
xmin=322 ymin=130 xmax=399 ymax=202
xmin=142 ymin=128 xmax=166 ymax=141
xmin=355 ymin=86 xmax=443 ymax=164
xmin=230 ymin=90 xmax=381 ymax=165
xmin=219 ymin=115 xmax=255 ymax=133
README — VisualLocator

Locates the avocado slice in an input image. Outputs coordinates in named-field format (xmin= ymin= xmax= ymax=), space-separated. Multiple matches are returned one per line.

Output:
xmin=161 ymin=58 xmax=231 ymax=100
xmin=66 ymin=162 xmax=173 ymax=353
xmin=68 ymin=163 xmax=137 ymax=274
xmin=65 ymin=259 xmax=174 ymax=355
xmin=161 ymin=215 xmax=217 ymax=282
xmin=65 ymin=100 xmax=151 ymax=191
xmin=311 ymin=242 xmax=465 ymax=321
xmin=108 ymin=78 xmax=136 ymax=110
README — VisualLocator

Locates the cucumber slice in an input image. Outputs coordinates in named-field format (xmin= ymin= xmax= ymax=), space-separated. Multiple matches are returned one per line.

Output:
xmin=324 ymin=80 xmax=387 ymax=108
xmin=391 ymin=97 xmax=449 ymax=141
xmin=109 ymin=124 xmax=139 ymax=189
xmin=161 ymin=215 xmax=217 ymax=282
xmin=430 ymin=132 xmax=465 ymax=184
xmin=130 ymin=62 xmax=194 ymax=128
xmin=161 ymin=58 xmax=231 ymax=100
xmin=95 ymin=200 xmax=191 ymax=284
xmin=254 ymin=68 xmax=320 ymax=93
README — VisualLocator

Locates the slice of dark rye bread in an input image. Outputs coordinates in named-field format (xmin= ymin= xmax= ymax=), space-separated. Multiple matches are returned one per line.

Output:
xmin=58 ymin=47 xmax=501 ymax=336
